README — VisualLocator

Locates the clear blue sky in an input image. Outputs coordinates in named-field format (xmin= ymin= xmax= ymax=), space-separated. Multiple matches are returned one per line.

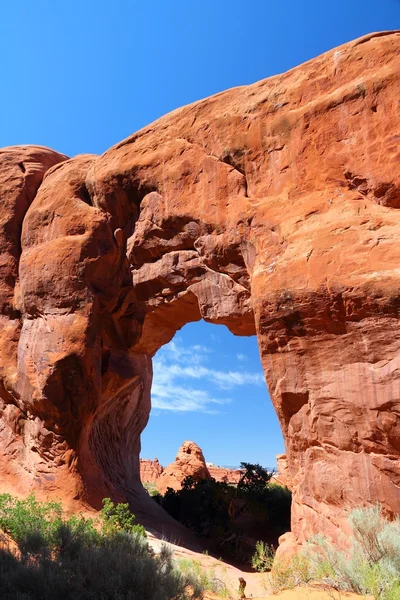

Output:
xmin=1 ymin=1 xmax=399 ymax=467
xmin=1 ymin=1 xmax=399 ymax=157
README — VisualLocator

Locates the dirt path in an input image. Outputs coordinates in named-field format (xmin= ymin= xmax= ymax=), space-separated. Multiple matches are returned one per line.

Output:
xmin=147 ymin=534 xmax=371 ymax=600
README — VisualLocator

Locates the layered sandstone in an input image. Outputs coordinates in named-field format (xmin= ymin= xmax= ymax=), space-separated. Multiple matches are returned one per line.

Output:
xmin=157 ymin=441 xmax=211 ymax=494
xmin=208 ymin=466 xmax=242 ymax=484
xmin=276 ymin=454 xmax=292 ymax=489
xmin=0 ymin=31 xmax=400 ymax=546
xmin=140 ymin=449 xmax=243 ymax=488
xmin=140 ymin=459 xmax=164 ymax=483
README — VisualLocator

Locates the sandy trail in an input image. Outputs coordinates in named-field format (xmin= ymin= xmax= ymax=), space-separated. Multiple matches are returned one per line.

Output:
xmin=147 ymin=534 xmax=370 ymax=600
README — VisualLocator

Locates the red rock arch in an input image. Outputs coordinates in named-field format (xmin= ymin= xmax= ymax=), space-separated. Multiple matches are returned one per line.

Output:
xmin=1 ymin=31 xmax=400 ymax=548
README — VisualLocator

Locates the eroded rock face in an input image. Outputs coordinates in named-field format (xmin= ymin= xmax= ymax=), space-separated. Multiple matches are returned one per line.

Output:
xmin=0 ymin=146 xmax=70 ymax=497
xmin=1 ymin=32 xmax=400 ymax=545
xmin=140 ymin=459 xmax=164 ymax=483
xmin=157 ymin=441 xmax=211 ymax=494
xmin=208 ymin=466 xmax=242 ymax=485
xmin=140 ymin=453 xmax=243 ymax=487
xmin=276 ymin=454 xmax=292 ymax=489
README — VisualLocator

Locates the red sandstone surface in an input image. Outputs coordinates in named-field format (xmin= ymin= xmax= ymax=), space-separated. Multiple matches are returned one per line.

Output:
xmin=275 ymin=454 xmax=291 ymax=489
xmin=0 ymin=32 xmax=399 ymax=549
xmin=208 ymin=466 xmax=242 ymax=484
xmin=140 ymin=444 xmax=243 ymax=488
xmin=157 ymin=441 xmax=211 ymax=494
xmin=140 ymin=459 xmax=164 ymax=483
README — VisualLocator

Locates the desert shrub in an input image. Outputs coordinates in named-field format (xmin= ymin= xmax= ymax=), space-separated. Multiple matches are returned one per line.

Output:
xmin=237 ymin=462 xmax=273 ymax=493
xmin=155 ymin=463 xmax=291 ymax=566
xmin=0 ymin=493 xmax=101 ymax=558
xmin=143 ymin=482 xmax=160 ymax=497
xmin=0 ymin=534 xmax=201 ymax=599
xmin=271 ymin=504 xmax=400 ymax=600
xmin=0 ymin=494 xmax=63 ymax=549
xmin=100 ymin=498 xmax=146 ymax=537
xmin=0 ymin=494 xmax=205 ymax=599
xmin=156 ymin=476 xmax=233 ymax=538
xmin=270 ymin=554 xmax=312 ymax=592
xmin=251 ymin=540 xmax=275 ymax=572
xmin=237 ymin=467 xmax=291 ymax=538
xmin=177 ymin=557 xmax=230 ymax=597
xmin=156 ymin=465 xmax=291 ymax=540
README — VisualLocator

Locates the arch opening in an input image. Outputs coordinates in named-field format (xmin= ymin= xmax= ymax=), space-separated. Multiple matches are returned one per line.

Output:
xmin=140 ymin=319 xmax=291 ymax=564
xmin=142 ymin=320 xmax=284 ymax=472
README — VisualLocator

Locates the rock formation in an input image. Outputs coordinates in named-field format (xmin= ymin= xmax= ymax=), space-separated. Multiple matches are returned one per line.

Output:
xmin=140 ymin=448 xmax=243 ymax=488
xmin=276 ymin=454 xmax=291 ymax=489
xmin=140 ymin=445 xmax=243 ymax=490
xmin=140 ymin=459 xmax=164 ymax=483
xmin=157 ymin=442 xmax=211 ymax=494
xmin=208 ymin=465 xmax=242 ymax=484
xmin=0 ymin=32 xmax=400 ymax=547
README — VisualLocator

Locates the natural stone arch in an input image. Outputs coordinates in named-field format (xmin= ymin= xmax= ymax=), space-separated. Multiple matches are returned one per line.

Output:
xmin=0 ymin=31 xmax=400 ymax=549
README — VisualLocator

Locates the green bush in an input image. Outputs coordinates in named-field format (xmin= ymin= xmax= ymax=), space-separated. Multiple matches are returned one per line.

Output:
xmin=271 ymin=504 xmax=400 ymax=600
xmin=155 ymin=476 xmax=233 ymax=538
xmin=238 ymin=462 xmax=272 ymax=493
xmin=0 ymin=494 xmax=63 ymax=548
xmin=251 ymin=540 xmax=275 ymax=572
xmin=0 ymin=493 xmax=205 ymax=599
xmin=177 ymin=557 xmax=230 ymax=597
xmin=0 ymin=534 xmax=203 ymax=600
xmin=143 ymin=482 xmax=160 ymax=497
xmin=100 ymin=498 xmax=146 ymax=537
xmin=270 ymin=554 xmax=312 ymax=591
xmin=155 ymin=465 xmax=291 ymax=541
xmin=0 ymin=494 xmax=99 ymax=555
xmin=154 ymin=463 xmax=292 ymax=566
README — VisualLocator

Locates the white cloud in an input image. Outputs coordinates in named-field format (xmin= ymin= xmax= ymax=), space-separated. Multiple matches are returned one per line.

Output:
xmin=151 ymin=337 xmax=264 ymax=413
xmin=192 ymin=344 xmax=212 ymax=353
xmin=237 ymin=353 xmax=247 ymax=362
xmin=162 ymin=364 xmax=264 ymax=390
xmin=162 ymin=339 xmax=211 ymax=366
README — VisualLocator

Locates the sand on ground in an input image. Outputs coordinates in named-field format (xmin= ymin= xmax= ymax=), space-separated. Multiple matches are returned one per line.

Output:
xmin=147 ymin=533 xmax=371 ymax=600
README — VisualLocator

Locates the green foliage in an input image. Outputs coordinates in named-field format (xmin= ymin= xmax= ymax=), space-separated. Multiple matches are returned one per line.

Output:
xmin=177 ymin=557 xmax=230 ymax=597
xmin=100 ymin=498 xmax=146 ymax=537
xmin=0 ymin=494 xmax=63 ymax=549
xmin=154 ymin=464 xmax=292 ymax=566
xmin=388 ymin=583 xmax=400 ymax=600
xmin=251 ymin=540 xmax=275 ymax=572
xmin=262 ymin=484 xmax=292 ymax=533
xmin=0 ymin=493 xmax=205 ymax=599
xmin=270 ymin=554 xmax=312 ymax=592
xmin=157 ymin=478 xmax=232 ymax=538
xmin=238 ymin=462 xmax=272 ymax=493
xmin=0 ymin=533 xmax=201 ymax=600
xmin=271 ymin=504 xmax=400 ymax=600
xmin=143 ymin=482 xmax=160 ymax=497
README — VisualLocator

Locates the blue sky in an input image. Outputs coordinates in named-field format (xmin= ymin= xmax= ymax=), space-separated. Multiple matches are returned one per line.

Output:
xmin=1 ymin=1 xmax=399 ymax=157
xmin=1 ymin=1 xmax=400 ymax=468
xmin=143 ymin=321 xmax=281 ymax=467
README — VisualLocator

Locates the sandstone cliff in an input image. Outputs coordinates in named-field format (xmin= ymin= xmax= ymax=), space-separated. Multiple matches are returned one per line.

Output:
xmin=0 ymin=32 xmax=400 ymax=548
xmin=140 ymin=459 xmax=164 ymax=483
xmin=208 ymin=466 xmax=242 ymax=484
